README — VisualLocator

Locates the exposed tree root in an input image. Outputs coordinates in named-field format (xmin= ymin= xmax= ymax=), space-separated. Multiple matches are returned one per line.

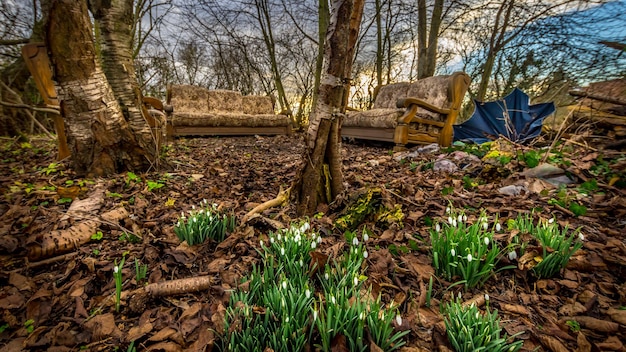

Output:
xmin=241 ymin=186 xmax=291 ymax=223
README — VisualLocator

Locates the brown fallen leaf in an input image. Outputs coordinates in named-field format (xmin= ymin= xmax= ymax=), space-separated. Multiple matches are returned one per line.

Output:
xmin=596 ymin=336 xmax=624 ymax=351
xmin=561 ymin=316 xmax=620 ymax=333
xmin=126 ymin=321 xmax=154 ymax=342
xmin=576 ymin=332 xmax=592 ymax=352
xmin=500 ymin=303 xmax=530 ymax=316
xmin=83 ymin=313 xmax=122 ymax=340
xmin=607 ymin=307 xmax=626 ymax=325
xmin=149 ymin=327 xmax=178 ymax=342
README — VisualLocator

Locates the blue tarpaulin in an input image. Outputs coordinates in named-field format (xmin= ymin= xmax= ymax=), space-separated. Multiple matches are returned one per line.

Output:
xmin=453 ymin=88 xmax=556 ymax=144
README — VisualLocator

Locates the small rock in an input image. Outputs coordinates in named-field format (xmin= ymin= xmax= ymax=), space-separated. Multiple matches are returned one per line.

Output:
xmin=498 ymin=185 xmax=528 ymax=196
xmin=433 ymin=159 xmax=457 ymax=173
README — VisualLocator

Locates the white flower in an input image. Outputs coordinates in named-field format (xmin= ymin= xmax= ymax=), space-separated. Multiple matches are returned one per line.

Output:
xmin=353 ymin=276 xmax=359 ymax=287
xmin=282 ymin=281 xmax=287 ymax=290
xmin=363 ymin=233 xmax=369 ymax=242
xmin=294 ymin=234 xmax=301 ymax=243
xmin=330 ymin=295 xmax=336 ymax=305
xmin=451 ymin=248 xmax=456 ymax=257
xmin=203 ymin=198 xmax=208 ymax=204
xmin=435 ymin=223 xmax=441 ymax=232
xmin=113 ymin=266 xmax=119 ymax=274
xmin=299 ymin=259 xmax=304 ymax=267
xmin=548 ymin=218 xmax=554 ymax=224
xmin=277 ymin=233 xmax=282 ymax=241
xmin=313 ymin=310 xmax=318 ymax=321
xmin=181 ymin=212 xmax=185 ymax=218
xmin=352 ymin=237 xmax=359 ymax=246
xmin=260 ymin=240 xmax=264 ymax=247
xmin=452 ymin=219 xmax=457 ymax=227
xmin=395 ymin=314 xmax=403 ymax=326
xmin=363 ymin=250 xmax=369 ymax=259
xmin=305 ymin=289 xmax=311 ymax=299
xmin=467 ymin=253 xmax=473 ymax=262
xmin=359 ymin=311 xmax=364 ymax=320
xmin=448 ymin=216 xmax=454 ymax=225
xmin=280 ymin=247 xmax=285 ymax=256
xmin=484 ymin=294 xmax=490 ymax=302
xmin=311 ymin=241 xmax=317 ymax=249
xmin=483 ymin=222 xmax=488 ymax=231
xmin=446 ymin=207 xmax=451 ymax=214
xmin=301 ymin=222 xmax=310 ymax=232
xmin=495 ymin=223 xmax=501 ymax=232
xmin=324 ymin=273 xmax=329 ymax=280
xmin=484 ymin=237 xmax=490 ymax=246
xmin=317 ymin=236 xmax=322 ymax=244
xmin=578 ymin=232 xmax=585 ymax=241
xmin=508 ymin=251 xmax=517 ymax=261
xmin=191 ymin=205 xmax=195 ymax=210
xmin=285 ymin=316 xmax=290 ymax=323
xmin=457 ymin=214 xmax=463 ymax=223
xmin=462 ymin=214 xmax=468 ymax=222
xmin=270 ymin=237 xmax=275 ymax=244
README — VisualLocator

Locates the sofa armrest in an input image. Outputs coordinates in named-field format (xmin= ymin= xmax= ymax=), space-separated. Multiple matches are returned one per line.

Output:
xmin=396 ymin=97 xmax=451 ymax=115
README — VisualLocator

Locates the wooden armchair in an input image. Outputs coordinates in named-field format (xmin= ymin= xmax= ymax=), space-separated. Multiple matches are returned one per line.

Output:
xmin=21 ymin=43 xmax=167 ymax=158
xmin=342 ymin=72 xmax=470 ymax=150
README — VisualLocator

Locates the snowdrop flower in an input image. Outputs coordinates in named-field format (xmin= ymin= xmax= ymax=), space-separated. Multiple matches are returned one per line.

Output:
xmin=395 ymin=314 xmax=403 ymax=326
xmin=191 ymin=205 xmax=195 ymax=210
xmin=260 ymin=240 xmax=264 ymax=247
xmin=451 ymin=248 xmax=456 ymax=257
xmin=305 ymin=288 xmax=311 ymax=299
xmin=203 ymin=198 xmax=208 ymax=204
xmin=548 ymin=218 xmax=554 ymax=224
xmin=299 ymin=259 xmax=304 ymax=267
xmin=270 ymin=237 xmax=275 ymax=244
xmin=353 ymin=276 xmax=359 ymax=287
xmin=484 ymin=294 xmax=490 ymax=302
xmin=282 ymin=281 xmax=287 ymax=290
xmin=495 ymin=223 xmax=501 ymax=232
xmin=462 ymin=214 xmax=468 ymax=222
xmin=330 ymin=295 xmax=336 ymax=305
xmin=363 ymin=233 xmax=369 ymax=242
xmin=448 ymin=216 xmax=454 ymax=225
xmin=452 ymin=218 xmax=457 ymax=227
xmin=113 ymin=266 xmax=119 ymax=274
xmin=457 ymin=214 xmax=463 ymax=223
xmin=285 ymin=316 xmax=290 ymax=323
xmin=446 ymin=206 xmax=451 ymax=214
xmin=301 ymin=222 xmax=310 ymax=232
xmin=435 ymin=223 xmax=441 ymax=232
xmin=324 ymin=273 xmax=329 ymax=281
xmin=277 ymin=233 xmax=282 ymax=241
xmin=317 ymin=236 xmax=322 ymax=244
xmin=294 ymin=234 xmax=301 ymax=243
xmin=359 ymin=311 xmax=365 ymax=320
xmin=483 ymin=222 xmax=488 ymax=231
xmin=484 ymin=237 xmax=490 ymax=246
xmin=578 ymin=232 xmax=585 ymax=241
xmin=508 ymin=251 xmax=517 ymax=261
xmin=313 ymin=310 xmax=318 ymax=321
xmin=467 ymin=253 xmax=473 ymax=262
xmin=311 ymin=241 xmax=317 ymax=249
xmin=363 ymin=250 xmax=369 ymax=259
xmin=181 ymin=212 xmax=185 ymax=218
xmin=280 ymin=247 xmax=285 ymax=256
xmin=352 ymin=237 xmax=359 ymax=246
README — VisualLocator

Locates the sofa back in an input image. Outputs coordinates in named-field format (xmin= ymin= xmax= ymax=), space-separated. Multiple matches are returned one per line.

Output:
xmin=373 ymin=82 xmax=411 ymax=109
xmin=167 ymin=85 xmax=276 ymax=115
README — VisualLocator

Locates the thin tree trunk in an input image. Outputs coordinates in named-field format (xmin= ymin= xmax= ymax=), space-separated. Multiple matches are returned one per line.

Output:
xmin=295 ymin=0 xmax=365 ymax=216
xmin=417 ymin=0 xmax=443 ymax=79
xmin=311 ymin=0 xmax=330 ymax=112
xmin=47 ymin=0 xmax=154 ymax=176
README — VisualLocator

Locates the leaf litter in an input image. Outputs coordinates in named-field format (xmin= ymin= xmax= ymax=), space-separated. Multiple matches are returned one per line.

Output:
xmin=0 ymin=133 xmax=624 ymax=351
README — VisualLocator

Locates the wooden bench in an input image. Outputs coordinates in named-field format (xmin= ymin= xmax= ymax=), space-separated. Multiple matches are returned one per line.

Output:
xmin=164 ymin=85 xmax=292 ymax=137
xmin=342 ymin=71 xmax=470 ymax=150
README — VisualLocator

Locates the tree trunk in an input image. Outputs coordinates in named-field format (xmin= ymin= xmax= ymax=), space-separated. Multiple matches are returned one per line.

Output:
xmin=46 ymin=0 xmax=156 ymax=176
xmin=89 ymin=0 xmax=159 ymax=159
xmin=311 ymin=0 xmax=330 ymax=112
xmin=417 ymin=0 xmax=443 ymax=79
xmin=295 ymin=0 xmax=365 ymax=216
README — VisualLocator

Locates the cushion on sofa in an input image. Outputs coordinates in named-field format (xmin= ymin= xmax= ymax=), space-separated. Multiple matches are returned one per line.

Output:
xmin=242 ymin=95 xmax=275 ymax=115
xmin=207 ymin=90 xmax=243 ymax=113
xmin=373 ymin=82 xmax=411 ymax=109
xmin=343 ymin=109 xmax=402 ymax=128
xmin=168 ymin=85 xmax=209 ymax=113
xmin=172 ymin=113 xmax=291 ymax=127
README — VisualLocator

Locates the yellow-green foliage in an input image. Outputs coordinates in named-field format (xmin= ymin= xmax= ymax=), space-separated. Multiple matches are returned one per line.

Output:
xmin=335 ymin=188 xmax=403 ymax=231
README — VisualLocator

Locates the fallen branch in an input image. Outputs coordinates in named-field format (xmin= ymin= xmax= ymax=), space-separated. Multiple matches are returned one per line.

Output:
xmin=569 ymin=90 xmax=626 ymax=106
xmin=0 ymin=100 xmax=60 ymax=114
xmin=144 ymin=276 xmax=213 ymax=297
xmin=242 ymin=186 xmax=291 ymax=223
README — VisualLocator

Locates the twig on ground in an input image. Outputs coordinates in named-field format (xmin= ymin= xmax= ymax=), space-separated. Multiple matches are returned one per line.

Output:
xmin=242 ymin=186 xmax=291 ymax=223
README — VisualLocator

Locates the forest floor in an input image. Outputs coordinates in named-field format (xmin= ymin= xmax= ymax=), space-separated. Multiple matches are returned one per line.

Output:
xmin=0 ymin=132 xmax=625 ymax=352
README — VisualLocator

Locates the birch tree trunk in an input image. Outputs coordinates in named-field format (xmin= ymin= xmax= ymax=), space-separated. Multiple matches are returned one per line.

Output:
xmin=46 ymin=0 xmax=156 ymax=176
xmin=417 ymin=0 xmax=444 ymax=79
xmin=89 ymin=0 xmax=159 ymax=159
xmin=294 ymin=0 xmax=365 ymax=216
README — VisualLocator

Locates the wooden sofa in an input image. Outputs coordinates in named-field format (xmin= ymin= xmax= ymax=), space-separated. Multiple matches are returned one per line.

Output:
xmin=164 ymin=85 xmax=292 ymax=137
xmin=342 ymin=71 xmax=470 ymax=150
